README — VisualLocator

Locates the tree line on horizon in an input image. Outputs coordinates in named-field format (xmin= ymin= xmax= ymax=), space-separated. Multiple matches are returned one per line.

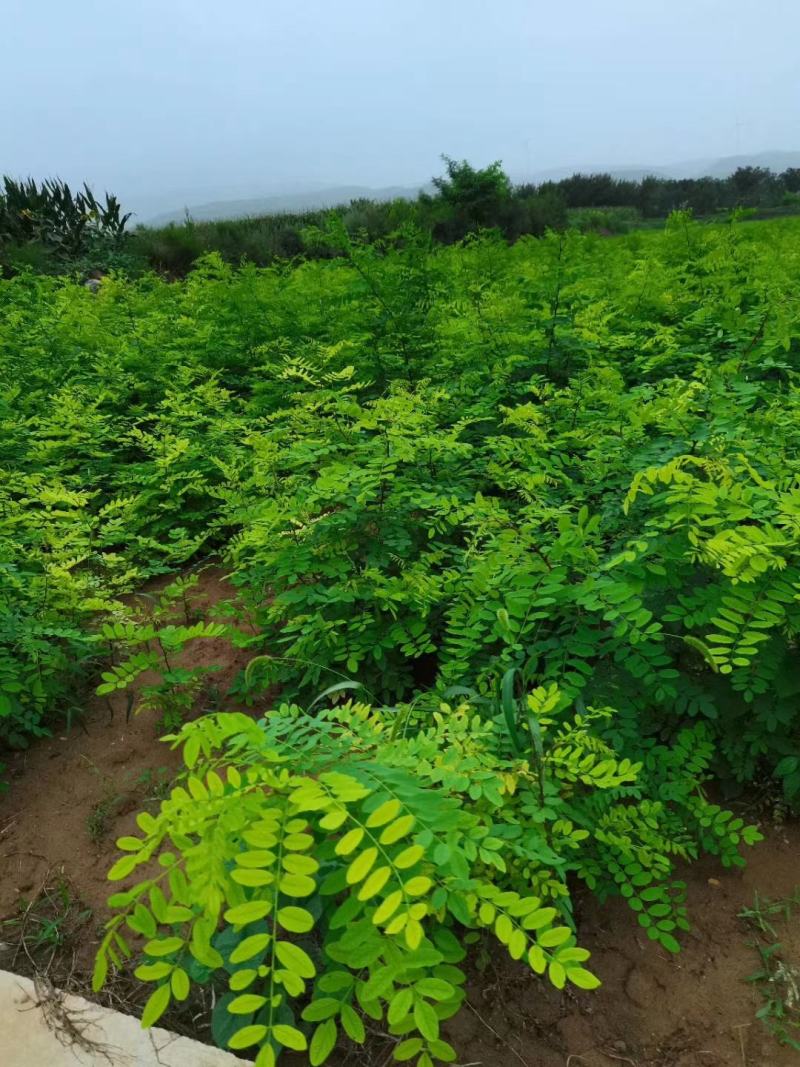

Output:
xmin=3 ymin=157 xmax=800 ymax=277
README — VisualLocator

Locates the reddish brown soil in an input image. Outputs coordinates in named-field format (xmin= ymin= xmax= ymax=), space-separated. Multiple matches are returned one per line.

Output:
xmin=0 ymin=566 xmax=255 ymax=928
xmin=1 ymin=566 xmax=798 ymax=1065
xmin=439 ymin=824 xmax=800 ymax=1067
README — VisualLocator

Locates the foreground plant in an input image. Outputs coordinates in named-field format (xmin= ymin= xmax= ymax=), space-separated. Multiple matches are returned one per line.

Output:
xmin=4 ymin=214 xmax=800 ymax=806
xmin=94 ymin=684 xmax=760 ymax=1065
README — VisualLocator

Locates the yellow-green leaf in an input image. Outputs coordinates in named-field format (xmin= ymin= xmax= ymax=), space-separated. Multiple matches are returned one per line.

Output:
xmin=255 ymin=1042 xmax=276 ymax=1067
xmin=228 ymin=994 xmax=267 ymax=1014
xmin=136 ymin=811 xmax=157 ymax=835
xmin=509 ymin=928 xmax=527 ymax=960
xmin=309 ymin=1019 xmax=337 ymax=1065
xmin=373 ymin=889 xmax=403 ymax=925
xmin=538 ymin=926 xmax=572 ymax=948
xmin=302 ymin=998 xmax=341 ymax=1022
xmin=206 ymin=770 xmax=224 ymax=796
xmin=141 ymin=984 xmax=171 ymax=1028
xmin=230 ymin=969 xmax=257 ymax=991
xmin=236 ymin=850 xmax=276 ymax=869
xmin=379 ymin=815 xmax=415 ymax=845
xmin=404 ymin=876 xmax=432 ymax=897
xmin=278 ymin=968 xmax=306 ymax=997
xmin=229 ymin=1024 xmax=268 ymax=1050
xmin=229 ymin=933 xmax=271 ymax=964
xmin=184 ymin=736 xmax=201 ymax=769
xmin=278 ymin=872 xmax=316 ymax=897
xmin=522 ymin=907 xmax=557 ymax=931
xmin=394 ymin=1038 xmax=424 ymax=1061
xmin=358 ymin=865 xmax=391 ymax=901
xmin=413 ymin=998 xmax=439 ymax=1041
xmin=346 ymin=847 xmax=378 ymax=885
xmin=275 ymin=940 xmax=316 ymax=978
xmin=405 ymin=918 xmax=424 ymax=949
xmin=187 ymin=776 xmax=208 ymax=800
xmin=340 ymin=1002 xmax=365 ymax=1042
xmin=335 ymin=827 xmax=364 ymax=856
xmin=319 ymin=808 xmax=348 ymax=831
xmin=548 ymin=960 xmax=566 ymax=989
xmin=528 ymin=944 xmax=546 ymax=974
xmin=385 ymin=912 xmax=408 ymax=936
xmin=224 ymin=901 xmax=271 ymax=925
xmin=284 ymin=833 xmax=314 ymax=851
xmin=170 ymin=967 xmax=190 ymax=1001
xmin=243 ymin=828 xmax=278 ymax=848
xmin=92 ymin=951 xmax=108 ymax=993
xmin=366 ymin=799 xmax=402 ymax=828
xmin=116 ymin=836 xmax=143 ymax=852
xmin=108 ymin=855 xmax=138 ymax=881
xmin=282 ymin=853 xmax=319 ymax=875
xmin=495 ymin=914 xmax=513 ymax=943
xmin=394 ymin=845 xmax=425 ymax=869
xmin=567 ymin=966 xmax=601 ymax=990
xmin=272 ymin=1024 xmax=308 ymax=1051
xmin=277 ymin=905 xmax=315 ymax=933
xmin=231 ymin=868 xmax=274 ymax=887
xmin=134 ymin=961 xmax=171 ymax=982
xmin=143 ymin=937 xmax=183 ymax=957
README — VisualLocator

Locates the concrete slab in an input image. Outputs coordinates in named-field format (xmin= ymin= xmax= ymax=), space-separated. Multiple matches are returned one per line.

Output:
xmin=0 ymin=969 xmax=247 ymax=1066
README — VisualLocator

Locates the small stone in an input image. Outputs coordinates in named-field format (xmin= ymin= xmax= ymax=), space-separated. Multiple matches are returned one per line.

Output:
xmin=708 ymin=877 xmax=721 ymax=888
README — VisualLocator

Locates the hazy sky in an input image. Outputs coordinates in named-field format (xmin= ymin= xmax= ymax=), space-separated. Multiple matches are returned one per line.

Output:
xmin=2 ymin=0 xmax=799 ymax=217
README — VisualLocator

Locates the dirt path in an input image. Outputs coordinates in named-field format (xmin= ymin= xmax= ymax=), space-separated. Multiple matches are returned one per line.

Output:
xmin=1 ymin=568 xmax=797 ymax=1065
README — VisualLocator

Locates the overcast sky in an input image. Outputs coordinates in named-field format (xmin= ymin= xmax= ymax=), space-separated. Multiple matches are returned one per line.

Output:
xmin=2 ymin=0 xmax=798 ymax=218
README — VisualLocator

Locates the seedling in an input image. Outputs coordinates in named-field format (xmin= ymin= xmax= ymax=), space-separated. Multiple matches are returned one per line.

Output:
xmin=740 ymin=889 xmax=800 ymax=1051
xmin=97 ymin=579 xmax=228 ymax=730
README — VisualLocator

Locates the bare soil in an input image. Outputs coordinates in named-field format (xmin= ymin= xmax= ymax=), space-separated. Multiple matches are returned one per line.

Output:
xmin=439 ymin=823 xmax=800 ymax=1067
xmin=0 ymin=566 xmax=256 ymax=929
xmin=1 ymin=568 xmax=798 ymax=1066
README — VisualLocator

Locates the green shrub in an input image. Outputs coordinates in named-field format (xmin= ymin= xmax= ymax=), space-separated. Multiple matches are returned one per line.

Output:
xmin=568 ymin=206 xmax=642 ymax=234
xmin=93 ymin=687 xmax=759 ymax=1064
xmin=2 ymin=213 xmax=800 ymax=1060
xmin=0 ymin=175 xmax=130 ymax=275
xmin=4 ymin=217 xmax=800 ymax=804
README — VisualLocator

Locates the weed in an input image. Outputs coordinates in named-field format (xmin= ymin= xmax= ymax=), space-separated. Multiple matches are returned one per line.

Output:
xmin=133 ymin=765 xmax=172 ymax=806
xmin=740 ymin=889 xmax=800 ymax=1051
xmin=0 ymin=873 xmax=91 ymax=973
xmin=86 ymin=796 xmax=121 ymax=843
xmin=80 ymin=757 xmax=123 ymax=843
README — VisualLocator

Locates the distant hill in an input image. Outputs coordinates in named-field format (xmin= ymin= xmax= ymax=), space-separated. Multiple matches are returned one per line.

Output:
xmin=147 ymin=183 xmax=431 ymax=225
xmin=678 ymin=150 xmax=800 ymax=178
xmin=526 ymin=163 xmax=672 ymax=184
xmin=142 ymin=151 xmax=800 ymax=226
xmin=523 ymin=151 xmax=800 ymax=185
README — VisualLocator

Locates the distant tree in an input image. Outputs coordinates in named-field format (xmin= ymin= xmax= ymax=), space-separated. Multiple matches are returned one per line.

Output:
xmin=683 ymin=177 xmax=725 ymax=215
xmin=558 ymin=173 xmax=620 ymax=208
xmin=430 ymin=156 xmax=511 ymax=227
xmin=730 ymin=166 xmax=774 ymax=204
xmin=781 ymin=168 xmax=800 ymax=193
xmin=635 ymin=175 xmax=663 ymax=217
xmin=498 ymin=188 xmax=567 ymax=239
